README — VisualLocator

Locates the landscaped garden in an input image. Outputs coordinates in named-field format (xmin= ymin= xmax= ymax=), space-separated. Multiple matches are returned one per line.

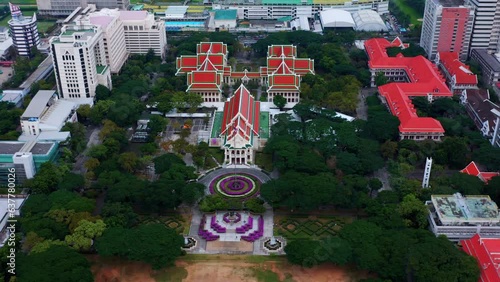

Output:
xmin=274 ymin=215 xmax=352 ymax=240
xmin=137 ymin=214 xmax=190 ymax=234
xmin=209 ymin=173 xmax=262 ymax=199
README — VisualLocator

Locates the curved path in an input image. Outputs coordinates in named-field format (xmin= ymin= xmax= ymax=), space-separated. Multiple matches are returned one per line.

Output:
xmin=198 ymin=168 xmax=272 ymax=188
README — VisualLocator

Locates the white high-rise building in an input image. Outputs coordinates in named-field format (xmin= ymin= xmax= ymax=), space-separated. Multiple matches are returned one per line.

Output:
xmin=76 ymin=8 xmax=128 ymax=73
xmin=8 ymin=3 xmax=40 ymax=57
xmin=465 ymin=0 xmax=500 ymax=53
xmin=50 ymin=25 xmax=112 ymax=100
xmin=119 ymin=11 xmax=167 ymax=59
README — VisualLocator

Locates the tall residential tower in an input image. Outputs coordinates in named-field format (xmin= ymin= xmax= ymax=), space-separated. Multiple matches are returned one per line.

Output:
xmin=420 ymin=0 xmax=474 ymax=61
xmin=8 ymin=3 xmax=40 ymax=57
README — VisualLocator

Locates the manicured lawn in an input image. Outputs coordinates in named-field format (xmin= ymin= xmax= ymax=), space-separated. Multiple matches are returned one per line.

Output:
xmin=392 ymin=0 xmax=422 ymax=26
xmin=37 ymin=20 xmax=57 ymax=33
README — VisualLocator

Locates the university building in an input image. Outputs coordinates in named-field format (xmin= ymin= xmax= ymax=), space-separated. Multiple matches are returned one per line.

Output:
xmin=365 ymin=38 xmax=452 ymax=141
xmin=50 ymin=25 xmax=112 ymax=100
xmin=426 ymin=193 xmax=500 ymax=241
xmin=435 ymin=52 xmax=478 ymax=94
xmin=176 ymin=42 xmax=314 ymax=105
xmin=8 ymin=4 xmax=40 ymax=57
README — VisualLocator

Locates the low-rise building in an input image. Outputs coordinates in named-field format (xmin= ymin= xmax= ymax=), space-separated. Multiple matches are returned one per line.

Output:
xmin=0 ymin=141 xmax=59 ymax=184
xmin=492 ymin=108 xmax=500 ymax=147
xmin=0 ymin=195 xmax=28 ymax=246
xmin=470 ymin=49 xmax=500 ymax=87
xmin=365 ymin=38 xmax=452 ymax=141
xmin=209 ymin=84 xmax=270 ymax=165
xmin=19 ymin=90 xmax=77 ymax=141
xmin=461 ymin=161 xmax=499 ymax=183
xmin=436 ymin=52 xmax=478 ymax=94
xmin=212 ymin=9 xmax=237 ymax=30
xmin=426 ymin=193 xmax=500 ymax=241
xmin=461 ymin=234 xmax=500 ymax=282
xmin=460 ymin=89 xmax=500 ymax=138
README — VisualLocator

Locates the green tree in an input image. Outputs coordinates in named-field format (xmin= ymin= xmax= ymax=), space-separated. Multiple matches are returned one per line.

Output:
xmin=65 ymin=220 xmax=106 ymax=252
xmin=153 ymin=153 xmax=185 ymax=174
xmin=18 ymin=245 xmax=93 ymax=282
xmin=96 ymin=224 xmax=184 ymax=269
xmin=118 ymin=152 xmax=139 ymax=173
xmin=375 ymin=72 xmax=388 ymax=86
xmin=25 ymin=162 xmax=64 ymax=194
xmin=180 ymin=182 xmax=205 ymax=205
xmin=273 ymin=95 xmax=287 ymax=110
xmin=101 ymin=202 xmax=138 ymax=228
xmin=397 ymin=194 xmax=429 ymax=229
xmin=95 ymin=84 xmax=112 ymax=100
xmin=285 ymin=239 xmax=324 ymax=267
xmin=148 ymin=115 xmax=168 ymax=141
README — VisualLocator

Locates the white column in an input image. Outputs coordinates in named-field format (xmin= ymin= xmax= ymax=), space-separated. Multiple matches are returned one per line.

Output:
xmin=422 ymin=157 xmax=432 ymax=188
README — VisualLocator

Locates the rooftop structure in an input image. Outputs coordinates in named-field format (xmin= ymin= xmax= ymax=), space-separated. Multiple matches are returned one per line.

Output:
xmin=427 ymin=193 xmax=500 ymax=241
xmin=461 ymin=161 xmax=500 ymax=183
xmin=319 ymin=9 xmax=354 ymax=29
xmin=214 ymin=9 xmax=237 ymax=20
xmin=20 ymin=90 xmax=77 ymax=141
xmin=37 ymin=0 xmax=130 ymax=16
xmin=0 ymin=196 xmax=28 ymax=246
xmin=436 ymin=52 xmax=478 ymax=94
xmin=460 ymin=89 xmax=500 ymax=139
xmin=176 ymin=42 xmax=314 ymax=104
xmin=461 ymin=234 xmax=500 ymax=282
xmin=365 ymin=38 xmax=452 ymax=141
xmin=352 ymin=9 xmax=387 ymax=32
xmin=492 ymin=109 xmax=500 ymax=148
xmin=0 ymin=140 xmax=59 ymax=184
xmin=164 ymin=6 xmax=188 ymax=19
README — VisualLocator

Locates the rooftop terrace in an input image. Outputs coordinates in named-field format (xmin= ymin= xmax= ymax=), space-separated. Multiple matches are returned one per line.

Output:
xmin=431 ymin=194 xmax=500 ymax=225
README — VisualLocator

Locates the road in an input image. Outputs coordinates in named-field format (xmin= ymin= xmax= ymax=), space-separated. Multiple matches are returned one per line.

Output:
xmin=72 ymin=126 xmax=101 ymax=175
xmin=356 ymin=88 xmax=376 ymax=120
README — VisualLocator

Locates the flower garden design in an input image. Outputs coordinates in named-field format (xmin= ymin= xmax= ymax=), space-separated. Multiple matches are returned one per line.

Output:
xmin=209 ymin=173 xmax=262 ymax=199
xmin=275 ymin=216 xmax=352 ymax=239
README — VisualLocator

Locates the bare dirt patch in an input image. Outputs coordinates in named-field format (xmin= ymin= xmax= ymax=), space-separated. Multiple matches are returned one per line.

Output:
xmin=90 ymin=254 xmax=367 ymax=282
xmin=205 ymin=240 xmax=253 ymax=252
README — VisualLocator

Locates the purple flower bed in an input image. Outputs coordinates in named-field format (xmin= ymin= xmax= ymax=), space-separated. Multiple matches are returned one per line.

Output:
xmin=208 ymin=173 xmax=261 ymax=199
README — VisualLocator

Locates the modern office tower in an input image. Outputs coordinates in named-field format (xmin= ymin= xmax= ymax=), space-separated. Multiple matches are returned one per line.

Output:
xmin=119 ymin=11 xmax=167 ymax=59
xmin=8 ymin=3 xmax=40 ymax=57
xmin=50 ymin=25 xmax=112 ymax=100
xmin=37 ymin=0 xmax=129 ymax=16
xmin=465 ymin=0 xmax=500 ymax=53
xmin=420 ymin=0 xmax=474 ymax=61
xmin=76 ymin=8 xmax=128 ymax=73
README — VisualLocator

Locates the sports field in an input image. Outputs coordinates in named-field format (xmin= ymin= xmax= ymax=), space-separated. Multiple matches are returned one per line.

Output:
xmin=392 ymin=0 xmax=422 ymax=25
xmin=0 ymin=0 xmax=36 ymax=5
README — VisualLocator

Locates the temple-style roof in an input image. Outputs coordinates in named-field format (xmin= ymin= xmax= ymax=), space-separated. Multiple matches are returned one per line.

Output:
xmin=462 ymin=234 xmax=500 ymax=282
xmin=220 ymin=84 xmax=260 ymax=147
xmin=197 ymin=42 xmax=228 ymax=55
xmin=461 ymin=161 xmax=500 ymax=183
xmin=186 ymin=71 xmax=223 ymax=91
xmin=268 ymin=45 xmax=297 ymax=57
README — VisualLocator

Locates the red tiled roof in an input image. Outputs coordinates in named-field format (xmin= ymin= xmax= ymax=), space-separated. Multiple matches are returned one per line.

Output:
xmin=268 ymin=45 xmax=297 ymax=57
xmin=186 ymin=71 xmax=222 ymax=91
xmin=461 ymin=161 xmax=500 ymax=184
xmin=365 ymin=38 xmax=452 ymax=135
xmin=438 ymin=52 xmax=478 ymax=85
xmin=461 ymin=234 xmax=500 ymax=282
xmin=220 ymin=84 xmax=260 ymax=143
xmin=197 ymin=42 xmax=227 ymax=55
xmin=379 ymin=84 xmax=444 ymax=133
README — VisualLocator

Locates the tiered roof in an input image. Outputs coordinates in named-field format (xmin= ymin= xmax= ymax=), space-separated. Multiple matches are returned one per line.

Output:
xmin=175 ymin=42 xmax=315 ymax=94
xmin=461 ymin=234 xmax=500 ymax=282
xmin=220 ymin=84 xmax=260 ymax=147
xmin=461 ymin=161 xmax=500 ymax=184
xmin=437 ymin=52 xmax=478 ymax=86
xmin=365 ymin=38 xmax=452 ymax=135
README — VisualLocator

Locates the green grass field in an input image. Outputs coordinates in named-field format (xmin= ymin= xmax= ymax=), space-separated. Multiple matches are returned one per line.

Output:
xmin=392 ymin=0 xmax=422 ymax=25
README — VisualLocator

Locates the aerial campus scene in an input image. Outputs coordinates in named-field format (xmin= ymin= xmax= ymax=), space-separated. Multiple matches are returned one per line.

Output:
xmin=2 ymin=0 xmax=500 ymax=281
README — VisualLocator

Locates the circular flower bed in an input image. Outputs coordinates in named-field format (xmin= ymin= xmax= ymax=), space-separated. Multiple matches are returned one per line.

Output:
xmin=209 ymin=173 xmax=261 ymax=199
